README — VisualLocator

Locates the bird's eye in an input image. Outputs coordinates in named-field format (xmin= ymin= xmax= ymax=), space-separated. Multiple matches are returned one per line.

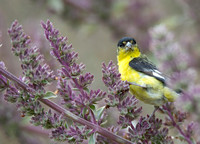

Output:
xmin=119 ymin=44 xmax=124 ymax=47
xmin=123 ymin=41 xmax=126 ymax=45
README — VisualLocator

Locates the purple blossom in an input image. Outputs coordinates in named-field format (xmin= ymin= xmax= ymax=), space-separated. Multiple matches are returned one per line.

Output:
xmin=162 ymin=103 xmax=193 ymax=143
xmin=50 ymin=125 xmax=89 ymax=143
xmin=4 ymin=87 xmax=19 ymax=103
xmin=150 ymin=25 xmax=199 ymax=143
xmin=42 ymin=19 xmax=109 ymax=142
xmin=42 ymin=20 xmax=105 ymax=113
xmin=8 ymin=20 xmax=55 ymax=91
xmin=70 ymin=63 xmax=85 ymax=76
xmin=65 ymin=125 xmax=87 ymax=143
xmin=76 ymin=72 xmax=94 ymax=88
xmin=0 ymin=94 xmax=42 ymax=144
xmin=102 ymin=61 xmax=142 ymax=128
xmin=150 ymin=25 xmax=191 ymax=73
xmin=31 ymin=109 xmax=63 ymax=129
xmin=41 ymin=20 xmax=77 ymax=67
xmin=102 ymin=61 xmax=129 ymax=101
xmin=50 ymin=126 xmax=67 ymax=141
xmin=5 ymin=20 xmax=66 ymax=139
xmin=128 ymin=115 xmax=172 ymax=143
xmin=1 ymin=19 xmax=199 ymax=143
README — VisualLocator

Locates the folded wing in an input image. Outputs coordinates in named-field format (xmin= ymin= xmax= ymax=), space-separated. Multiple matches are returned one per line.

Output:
xmin=129 ymin=56 xmax=166 ymax=85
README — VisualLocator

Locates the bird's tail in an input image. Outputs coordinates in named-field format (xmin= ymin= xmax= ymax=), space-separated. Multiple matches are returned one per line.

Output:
xmin=164 ymin=87 xmax=179 ymax=102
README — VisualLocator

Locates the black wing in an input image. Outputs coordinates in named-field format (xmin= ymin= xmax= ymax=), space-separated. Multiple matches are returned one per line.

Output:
xmin=129 ymin=56 xmax=166 ymax=85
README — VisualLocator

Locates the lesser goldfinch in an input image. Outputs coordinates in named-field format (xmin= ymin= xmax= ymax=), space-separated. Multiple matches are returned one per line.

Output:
xmin=117 ymin=37 xmax=178 ymax=106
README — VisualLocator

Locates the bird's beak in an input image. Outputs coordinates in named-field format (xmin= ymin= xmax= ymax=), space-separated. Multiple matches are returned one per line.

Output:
xmin=125 ymin=42 xmax=133 ymax=51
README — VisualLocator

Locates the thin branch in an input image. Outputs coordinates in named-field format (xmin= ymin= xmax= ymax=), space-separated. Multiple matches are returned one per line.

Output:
xmin=164 ymin=104 xmax=193 ymax=144
xmin=0 ymin=67 xmax=133 ymax=144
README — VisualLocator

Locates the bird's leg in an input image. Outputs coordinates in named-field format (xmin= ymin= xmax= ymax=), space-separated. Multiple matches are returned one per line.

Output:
xmin=127 ymin=82 xmax=147 ymax=88
xmin=141 ymin=106 xmax=160 ymax=127
xmin=149 ymin=106 xmax=159 ymax=118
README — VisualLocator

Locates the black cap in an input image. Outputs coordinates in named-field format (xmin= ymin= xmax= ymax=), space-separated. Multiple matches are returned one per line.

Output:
xmin=117 ymin=37 xmax=136 ymax=47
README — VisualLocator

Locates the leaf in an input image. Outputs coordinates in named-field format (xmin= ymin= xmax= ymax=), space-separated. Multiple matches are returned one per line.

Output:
xmin=64 ymin=122 xmax=68 ymax=129
xmin=100 ymin=120 xmax=108 ymax=126
xmin=82 ymin=107 xmax=88 ymax=117
xmin=72 ymin=88 xmax=80 ymax=91
xmin=88 ymin=133 xmax=96 ymax=144
xmin=85 ymin=129 xmax=93 ymax=135
xmin=95 ymin=106 xmax=105 ymax=120
xmin=90 ymin=105 xmax=105 ymax=120
xmin=90 ymin=104 xmax=96 ymax=111
xmin=43 ymin=91 xmax=57 ymax=99
xmin=83 ymin=87 xmax=90 ymax=93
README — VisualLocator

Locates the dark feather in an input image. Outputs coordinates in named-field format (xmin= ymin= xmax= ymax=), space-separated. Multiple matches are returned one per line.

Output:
xmin=129 ymin=56 xmax=166 ymax=85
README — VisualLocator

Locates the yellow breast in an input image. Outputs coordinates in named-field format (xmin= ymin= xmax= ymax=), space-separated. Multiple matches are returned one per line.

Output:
xmin=117 ymin=56 xmax=141 ymax=82
xmin=117 ymin=54 xmax=166 ymax=106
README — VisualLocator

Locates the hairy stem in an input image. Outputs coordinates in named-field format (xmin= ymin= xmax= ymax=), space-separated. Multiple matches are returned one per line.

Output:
xmin=165 ymin=104 xmax=193 ymax=144
xmin=0 ymin=67 xmax=133 ymax=144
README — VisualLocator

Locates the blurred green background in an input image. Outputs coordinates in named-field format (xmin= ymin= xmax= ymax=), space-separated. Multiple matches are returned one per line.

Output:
xmin=0 ymin=0 xmax=200 ymax=143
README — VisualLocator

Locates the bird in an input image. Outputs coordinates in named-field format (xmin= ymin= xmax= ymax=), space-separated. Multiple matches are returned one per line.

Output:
xmin=117 ymin=37 xmax=179 ymax=108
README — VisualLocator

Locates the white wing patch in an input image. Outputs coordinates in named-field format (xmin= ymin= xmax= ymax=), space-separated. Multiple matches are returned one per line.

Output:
xmin=154 ymin=70 xmax=162 ymax=74
xmin=152 ymin=71 xmax=165 ymax=81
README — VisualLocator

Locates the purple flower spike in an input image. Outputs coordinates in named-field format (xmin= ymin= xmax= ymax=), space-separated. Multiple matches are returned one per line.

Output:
xmin=50 ymin=126 xmax=67 ymax=141
xmin=42 ymin=19 xmax=110 ymax=142
xmin=77 ymin=73 xmax=94 ymax=88
xmin=5 ymin=20 xmax=67 ymax=140
xmin=102 ymin=61 xmax=142 ymax=128
xmin=4 ymin=87 xmax=19 ymax=103
xmin=42 ymin=20 xmax=105 ymax=108
xmin=102 ymin=61 xmax=129 ymax=98
xmin=31 ymin=109 xmax=63 ymax=129
xmin=128 ymin=115 xmax=172 ymax=143
xmin=162 ymin=103 xmax=194 ymax=143
xmin=41 ymin=20 xmax=77 ymax=67
xmin=2 ymin=19 xmax=198 ymax=143
xmin=8 ymin=20 xmax=55 ymax=91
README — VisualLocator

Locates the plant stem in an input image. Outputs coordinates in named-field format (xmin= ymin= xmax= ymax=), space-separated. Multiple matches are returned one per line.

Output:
xmin=165 ymin=104 xmax=193 ymax=144
xmin=0 ymin=67 xmax=133 ymax=144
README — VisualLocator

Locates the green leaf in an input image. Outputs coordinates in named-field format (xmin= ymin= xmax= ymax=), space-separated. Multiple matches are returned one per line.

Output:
xmin=95 ymin=106 xmax=105 ymax=120
xmin=88 ymin=133 xmax=96 ymax=144
xmin=82 ymin=107 xmax=88 ymax=117
xmin=100 ymin=120 xmax=108 ymax=126
xmin=90 ymin=105 xmax=106 ymax=121
xmin=90 ymin=104 xmax=96 ymax=111
xmin=85 ymin=129 xmax=93 ymax=135
xmin=68 ymin=136 xmax=75 ymax=141
xmin=83 ymin=87 xmax=90 ymax=92
xmin=72 ymin=88 xmax=80 ymax=91
xmin=64 ymin=122 xmax=68 ymax=129
xmin=43 ymin=91 xmax=57 ymax=99
xmin=90 ymin=106 xmax=105 ymax=120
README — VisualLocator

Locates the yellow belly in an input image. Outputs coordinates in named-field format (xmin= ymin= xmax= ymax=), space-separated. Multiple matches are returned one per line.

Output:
xmin=118 ymin=59 xmax=167 ymax=106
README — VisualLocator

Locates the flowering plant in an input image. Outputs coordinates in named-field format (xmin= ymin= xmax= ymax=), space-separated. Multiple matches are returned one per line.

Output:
xmin=0 ymin=20 xmax=198 ymax=143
